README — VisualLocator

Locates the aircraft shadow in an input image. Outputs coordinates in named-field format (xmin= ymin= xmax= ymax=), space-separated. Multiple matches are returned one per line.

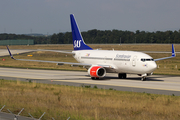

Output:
xmin=84 ymin=75 xmax=165 ymax=81
xmin=101 ymin=76 xmax=164 ymax=82
xmin=28 ymin=75 xmax=166 ymax=82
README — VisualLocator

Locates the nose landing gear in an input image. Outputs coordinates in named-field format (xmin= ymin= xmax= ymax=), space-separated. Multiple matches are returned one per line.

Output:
xmin=141 ymin=76 xmax=146 ymax=81
xmin=141 ymin=73 xmax=148 ymax=81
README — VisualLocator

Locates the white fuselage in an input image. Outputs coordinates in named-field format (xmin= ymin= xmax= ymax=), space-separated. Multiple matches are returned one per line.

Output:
xmin=73 ymin=50 xmax=157 ymax=75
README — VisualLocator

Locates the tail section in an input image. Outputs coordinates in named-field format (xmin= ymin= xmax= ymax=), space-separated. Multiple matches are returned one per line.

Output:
xmin=70 ymin=14 xmax=92 ymax=50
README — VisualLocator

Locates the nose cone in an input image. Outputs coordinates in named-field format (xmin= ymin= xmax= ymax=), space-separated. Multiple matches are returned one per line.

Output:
xmin=149 ymin=62 xmax=157 ymax=72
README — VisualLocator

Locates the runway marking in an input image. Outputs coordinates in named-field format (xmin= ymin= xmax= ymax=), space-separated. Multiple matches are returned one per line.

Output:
xmin=52 ymin=80 xmax=180 ymax=92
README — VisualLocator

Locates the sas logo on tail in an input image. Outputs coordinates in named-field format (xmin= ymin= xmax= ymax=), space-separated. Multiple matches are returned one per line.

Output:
xmin=74 ymin=40 xmax=82 ymax=48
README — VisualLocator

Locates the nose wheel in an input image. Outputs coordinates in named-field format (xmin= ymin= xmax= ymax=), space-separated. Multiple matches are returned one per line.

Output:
xmin=141 ymin=76 xmax=146 ymax=81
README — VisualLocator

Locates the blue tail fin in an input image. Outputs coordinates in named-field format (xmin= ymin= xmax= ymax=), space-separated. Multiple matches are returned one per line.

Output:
xmin=70 ymin=14 xmax=92 ymax=51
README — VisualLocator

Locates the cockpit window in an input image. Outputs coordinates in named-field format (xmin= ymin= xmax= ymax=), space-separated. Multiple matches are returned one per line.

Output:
xmin=141 ymin=58 xmax=154 ymax=62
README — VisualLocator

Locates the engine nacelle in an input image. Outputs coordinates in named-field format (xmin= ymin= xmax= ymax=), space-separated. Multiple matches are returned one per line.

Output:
xmin=88 ymin=66 xmax=106 ymax=78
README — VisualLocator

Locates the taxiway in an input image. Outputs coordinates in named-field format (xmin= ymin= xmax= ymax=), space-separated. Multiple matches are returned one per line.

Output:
xmin=0 ymin=67 xmax=180 ymax=96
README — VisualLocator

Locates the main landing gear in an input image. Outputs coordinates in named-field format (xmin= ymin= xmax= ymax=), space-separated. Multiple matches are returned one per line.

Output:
xmin=118 ymin=73 xmax=147 ymax=81
xmin=118 ymin=73 xmax=127 ymax=79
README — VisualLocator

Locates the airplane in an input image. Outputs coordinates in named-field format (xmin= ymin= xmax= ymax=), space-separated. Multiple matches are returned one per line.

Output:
xmin=7 ymin=14 xmax=176 ymax=81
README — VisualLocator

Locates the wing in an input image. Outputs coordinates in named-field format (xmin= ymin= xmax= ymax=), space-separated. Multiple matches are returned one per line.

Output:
xmin=37 ymin=49 xmax=75 ymax=55
xmin=154 ymin=44 xmax=176 ymax=61
xmin=7 ymin=46 xmax=91 ymax=66
xmin=7 ymin=46 xmax=115 ymax=70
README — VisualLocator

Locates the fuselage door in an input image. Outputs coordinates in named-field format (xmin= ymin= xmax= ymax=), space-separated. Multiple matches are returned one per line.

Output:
xmin=132 ymin=56 xmax=137 ymax=67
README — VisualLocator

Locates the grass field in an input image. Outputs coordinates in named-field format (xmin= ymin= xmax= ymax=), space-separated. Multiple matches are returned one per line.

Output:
xmin=1 ymin=80 xmax=180 ymax=120
xmin=0 ymin=44 xmax=180 ymax=75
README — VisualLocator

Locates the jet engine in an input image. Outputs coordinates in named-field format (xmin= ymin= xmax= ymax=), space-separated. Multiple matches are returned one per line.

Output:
xmin=88 ymin=66 xmax=106 ymax=79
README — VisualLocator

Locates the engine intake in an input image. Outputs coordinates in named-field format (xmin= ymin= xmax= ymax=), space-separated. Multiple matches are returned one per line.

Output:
xmin=88 ymin=66 xmax=106 ymax=78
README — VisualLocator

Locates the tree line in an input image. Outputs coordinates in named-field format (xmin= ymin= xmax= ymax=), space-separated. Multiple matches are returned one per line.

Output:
xmin=0 ymin=33 xmax=51 ymax=44
xmin=1 ymin=29 xmax=180 ymax=44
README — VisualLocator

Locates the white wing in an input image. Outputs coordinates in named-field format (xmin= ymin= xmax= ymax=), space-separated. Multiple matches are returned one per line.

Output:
xmin=7 ymin=46 xmax=115 ymax=70
xmin=37 ymin=49 xmax=75 ymax=55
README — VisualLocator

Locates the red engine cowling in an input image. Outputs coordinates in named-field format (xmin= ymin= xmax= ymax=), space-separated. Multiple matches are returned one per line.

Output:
xmin=88 ymin=66 xmax=106 ymax=78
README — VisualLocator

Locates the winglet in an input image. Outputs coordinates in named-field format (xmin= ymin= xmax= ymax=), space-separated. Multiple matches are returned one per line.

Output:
xmin=6 ymin=46 xmax=16 ymax=60
xmin=154 ymin=44 xmax=176 ymax=61
xmin=172 ymin=44 xmax=175 ymax=57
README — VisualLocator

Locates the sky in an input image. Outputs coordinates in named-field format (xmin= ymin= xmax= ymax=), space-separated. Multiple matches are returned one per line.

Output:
xmin=0 ymin=0 xmax=180 ymax=35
